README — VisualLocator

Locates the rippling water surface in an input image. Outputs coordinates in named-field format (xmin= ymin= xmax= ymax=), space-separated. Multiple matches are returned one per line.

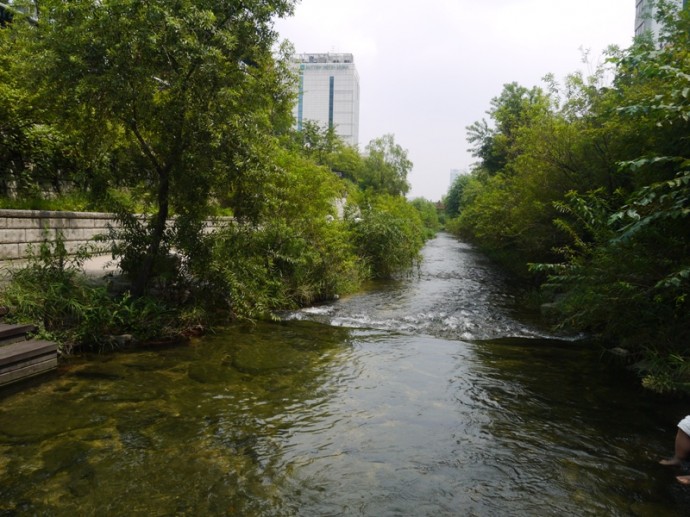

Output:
xmin=1 ymin=233 xmax=689 ymax=515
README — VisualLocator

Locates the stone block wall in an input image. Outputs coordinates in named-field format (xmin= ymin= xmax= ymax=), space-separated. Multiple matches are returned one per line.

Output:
xmin=0 ymin=210 xmax=233 ymax=263
xmin=0 ymin=210 xmax=115 ymax=261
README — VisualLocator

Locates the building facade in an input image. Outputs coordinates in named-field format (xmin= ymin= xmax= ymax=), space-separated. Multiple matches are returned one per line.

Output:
xmin=292 ymin=53 xmax=360 ymax=147
xmin=635 ymin=0 xmax=687 ymax=38
xmin=450 ymin=169 xmax=461 ymax=184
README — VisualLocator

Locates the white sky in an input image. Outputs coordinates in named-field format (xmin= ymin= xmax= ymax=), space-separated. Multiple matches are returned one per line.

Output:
xmin=274 ymin=1 xmax=636 ymax=201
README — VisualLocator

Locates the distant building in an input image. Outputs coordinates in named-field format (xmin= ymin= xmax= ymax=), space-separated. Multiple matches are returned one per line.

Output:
xmin=450 ymin=169 xmax=461 ymax=184
xmin=635 ymin=0 xmax=687 ymax=38
xmin=0 ymin=1 xmax=38 ymax=26
xmin=292 ymin=53 xmax=360 ymax=147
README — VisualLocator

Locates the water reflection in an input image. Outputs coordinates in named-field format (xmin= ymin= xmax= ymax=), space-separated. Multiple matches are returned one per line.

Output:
xmin=467 ymin=337 xmax=690 ymax=516
xmin=0 ymin=322 xmax=356 ymax=515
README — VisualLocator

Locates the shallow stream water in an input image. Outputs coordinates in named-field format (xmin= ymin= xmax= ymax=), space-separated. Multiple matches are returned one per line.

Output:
xmin=1 ymin=233 xmax=689 ymax=516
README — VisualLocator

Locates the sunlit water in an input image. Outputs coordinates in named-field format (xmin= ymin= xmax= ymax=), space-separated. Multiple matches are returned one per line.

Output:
xmin=1 ymin=233 xmax=689 ymax=516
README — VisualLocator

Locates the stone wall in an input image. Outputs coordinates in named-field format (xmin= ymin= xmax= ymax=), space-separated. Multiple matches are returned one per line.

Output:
xmin=0 ymin=209 xmax=231 ymax=262
xmin=0 ymin=209 xmax=115 ymax=261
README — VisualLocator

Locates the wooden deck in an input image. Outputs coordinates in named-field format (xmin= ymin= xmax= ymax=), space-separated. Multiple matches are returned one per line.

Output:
xmin=0 ymin=323 xmax=37 ymax=345
xmin=0 ymin=323 xmax=57 ymax=388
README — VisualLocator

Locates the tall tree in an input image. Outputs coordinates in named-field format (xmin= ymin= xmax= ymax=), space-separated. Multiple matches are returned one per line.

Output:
xmin=444 ymin=173 xmax=471 ymax=218
xmin=361 ymin=134 xmax=412 ymax=196
xmin=466 ymin=82 xmax=551 ymax=175
xmin=27 ymin=0 xmax=295 ymax=296
xmin=0 ymin=3 xmax=77 ymax=199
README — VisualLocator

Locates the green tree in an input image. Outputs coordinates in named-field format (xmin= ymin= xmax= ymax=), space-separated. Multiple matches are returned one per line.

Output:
xmin=360 ymin=134 xmax=412 ymax=196
xmin=283 ymin=121 xmax=365 ymax=184
xmin=290 ymin=120 xmax=342 ymax=162
xmin=188 ymin=146 xmax=363 ymax=318
xmin=410 ymin=197 xmax=440 ymax=238
xmin=327 ymin=144 xmax=365 ymax=185
xmin=454 ymin=82 xmax=568 ymax=270
xmin=530 ymin=6 xmax=690 ymax=392
xmin=349 ymin=195 xmax=424 ymax=278
xmin=27 ymin=0 xmax=296 ymax=296
xmin=452 ymin=54 xmax=663 ymax=272
xmin=444 ymin=173 xmax=471 ymax=218
xmin=467 ymin=82 xmax=551 ymax=175
xmin=0 ymin=10 xmax=79 ymax=200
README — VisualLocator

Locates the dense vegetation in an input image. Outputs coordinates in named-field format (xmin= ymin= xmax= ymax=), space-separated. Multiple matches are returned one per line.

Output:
xmin=445 ymin=4 xmax=690 ymax=394
xmin=0 ymin=0 xmax=438 ymax=351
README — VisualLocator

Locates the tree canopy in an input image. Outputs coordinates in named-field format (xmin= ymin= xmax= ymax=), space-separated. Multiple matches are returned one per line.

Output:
xmin=18 ymin=0 xmax=296 ymax=295
xmin=0 ymin=0 xmax=435 ymax=348
xmin=361 ymin=134 xmax=412 ymax=196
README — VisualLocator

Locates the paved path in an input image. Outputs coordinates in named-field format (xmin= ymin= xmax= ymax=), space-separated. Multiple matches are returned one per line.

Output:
xmin=81 ymin=254 xmax=120 ymax=278
xmin=0 ymin=254 xmax=122 ymax=287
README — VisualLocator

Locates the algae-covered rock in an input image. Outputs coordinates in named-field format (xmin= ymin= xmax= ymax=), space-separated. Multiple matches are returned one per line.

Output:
xmin=0 ymin=403 xmax=97 ymax=442
xmin=41 ymin=441 xmax=90 ymax=476
xmin=231 ymin=345 xmax=307 ymax=374
xmin=187 ymin=362 xmax=239 ymax=384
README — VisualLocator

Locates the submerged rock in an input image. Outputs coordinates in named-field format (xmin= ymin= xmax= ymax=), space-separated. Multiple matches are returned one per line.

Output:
xmin=231 ymin=345 xmax=307 ymax=374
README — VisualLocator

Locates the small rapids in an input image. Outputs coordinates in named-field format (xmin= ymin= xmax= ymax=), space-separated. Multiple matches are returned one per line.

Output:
xmin=286 ymin=234 xmax=548 ymax=342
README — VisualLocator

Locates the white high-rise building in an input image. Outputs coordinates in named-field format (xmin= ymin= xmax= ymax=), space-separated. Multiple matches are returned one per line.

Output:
xmin=292 ymin=53 xmax=360 ymax=147
xmin=635 ymin=0 xmax=687 ymax=38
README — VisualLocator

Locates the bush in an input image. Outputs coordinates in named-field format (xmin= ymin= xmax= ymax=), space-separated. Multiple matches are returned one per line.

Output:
xmin=179 ymin=148 xmax=366 ymax=319
xmin=348 ymin=195 xmax=425 ymax=279
xmin=0 ymin=234 xmax=178 ymax=352
xmin=410 ymin=197 xmax=441 ymax=239
xmin=186 ymin=218 xmax=364 ymax=321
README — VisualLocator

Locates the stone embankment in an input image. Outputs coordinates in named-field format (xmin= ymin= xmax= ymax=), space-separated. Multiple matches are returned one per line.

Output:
xmin=0 ymin=209 xmax=113 ymax=261
xmin=0 ymin=209 xmax=231 ymax=266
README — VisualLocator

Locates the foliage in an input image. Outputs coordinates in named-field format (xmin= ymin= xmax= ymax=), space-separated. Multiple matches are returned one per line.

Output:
xmin=348 ymin=195 xmax=425 ymax=279
xmin=548 ymin=9 xmax=690 ymax=392
xmin=281 ymin=122 xmax=365 ymax=185
xmin=360 ymin=134 xmax=412 ymax=196
xmin=173 ymin=147 xmax=364 ymax=320
xmin=191 ymin=218 xmax=362 ymax=320
xmin=410 ymin=197 xmax=441 ymax=239
xmin=0 ymin=0 xmax=433 ymax=351
xmin=447 ymin=1 xmax=690 ymax=393
xmin=286 ymin=120 xmax=343 ymax=163
xmin=0 ymin=234 xmax=177 ymax=352
xmin=444 ymin=173 xmax=471 ymax=219
xmin=22 ymin=0 xmax=296 ymax=296
xmin=636 ymin=351 xmax=690 ymax=394
xmin=0 ymin=21 xmax=80 ymax=200
xmin=466 ymin=82 xmax=552 ymax=175
xmin=0 ymin=193 xmax=94 ymax=211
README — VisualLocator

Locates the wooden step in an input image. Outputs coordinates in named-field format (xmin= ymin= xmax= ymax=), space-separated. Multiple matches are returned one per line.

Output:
xmin=0 ymin=323 xmax=38 ymax=346
xmin=0 ymin=339 xmax=58 ymax=388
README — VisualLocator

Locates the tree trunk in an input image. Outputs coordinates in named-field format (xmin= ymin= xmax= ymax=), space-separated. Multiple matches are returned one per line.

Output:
xmin=131 ymin=167 xmax=170 ymax=298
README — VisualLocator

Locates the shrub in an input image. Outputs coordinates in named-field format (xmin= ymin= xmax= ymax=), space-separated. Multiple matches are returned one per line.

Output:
xmin=186 ymin=218 xmax=364 ymax=321
xmin=348 ymin=195 xmax=425 ymax=279
xmin=0 ymin=234 xmax=178 ymax=352
xmin=410 ymin=197 xmax=441 ymax=239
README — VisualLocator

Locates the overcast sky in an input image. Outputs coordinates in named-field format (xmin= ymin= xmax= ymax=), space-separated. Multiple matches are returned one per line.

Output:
xmin=274 ymin=1 xmax=636 ymax=201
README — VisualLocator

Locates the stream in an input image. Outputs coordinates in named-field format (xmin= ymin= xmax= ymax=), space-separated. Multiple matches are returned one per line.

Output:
xmin=1 ymin=233 xmax=689 ymax=515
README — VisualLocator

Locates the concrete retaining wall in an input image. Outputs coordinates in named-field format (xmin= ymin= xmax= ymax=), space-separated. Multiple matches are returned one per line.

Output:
xmin=0 ymin=210 xmax=231 ymax=262
xmin=0 ymin=210 xmax=115 ymax=261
